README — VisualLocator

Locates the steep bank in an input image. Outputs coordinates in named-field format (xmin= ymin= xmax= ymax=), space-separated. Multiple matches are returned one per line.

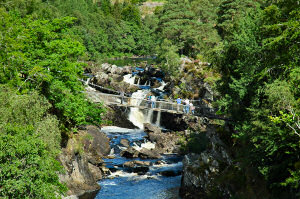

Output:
xmin=59 ymin=125 xmax=111 ymax=198
xmin=179 ymin=121 xmax=269 ymax=199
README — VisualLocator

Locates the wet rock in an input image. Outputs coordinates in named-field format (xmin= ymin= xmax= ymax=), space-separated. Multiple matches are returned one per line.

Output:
xmin=139 ymin=148 xmax=161 ymax=159
xmin=120 ymin=147 xmax=139 ymax=158
xmin=144 ymin=124 xmax=181 ymax=154
xmin=123 ymin=160 xmax=151 ymax=167
xmin=123 ymin=160 xmax=151 ymax=174
xmin=120 ymin=138 xmax=130 ymax=148
xmin=144 ymin=123 xmax=162 ymax=134
xmin=160 ymin=170 xmax=182 ymax=177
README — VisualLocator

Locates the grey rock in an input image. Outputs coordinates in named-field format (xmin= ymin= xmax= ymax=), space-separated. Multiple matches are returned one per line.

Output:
xmin=139 ymin=148 xmax=161 ymax=159
xmin=123 ymin=66 xmax=132 ymax=74
xmin=144 ymin=123 xmax=162 ymax=134
xmin=120 ymin=147 xmax=139 ymax=158
xmin=110 ymin=65 xmax=118 ymax=74
xmin=120 ymin=138 xmax=130 ymax=148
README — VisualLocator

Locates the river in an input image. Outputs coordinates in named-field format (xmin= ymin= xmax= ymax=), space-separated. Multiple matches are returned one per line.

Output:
xmin=95 ymin=127 xmax=182 ymax=199
xmin=94 ymin=62 xmax=183 ymax=199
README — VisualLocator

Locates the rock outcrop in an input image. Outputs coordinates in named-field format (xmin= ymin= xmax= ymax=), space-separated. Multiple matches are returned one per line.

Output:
xmin=179 ymin=125 xmax=232 ymax=199
xmin=179 ymin=124 xmax=268 ymax=199
xmin=120 ymin=146 xmax=161 ymax=159
xmin=144 ymin=123 xmax=182 ymax=154
xmin=91 ymin=63 xmax=139 ymax=94
xmin=123 ymin=160 xmax=151 ymax=174
xmin=59 ymin=125 xmax=110 ymax=198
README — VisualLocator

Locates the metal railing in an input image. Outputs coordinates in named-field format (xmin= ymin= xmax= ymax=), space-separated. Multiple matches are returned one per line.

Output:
xmin=86 ymin=91 xmax=215 ymax=116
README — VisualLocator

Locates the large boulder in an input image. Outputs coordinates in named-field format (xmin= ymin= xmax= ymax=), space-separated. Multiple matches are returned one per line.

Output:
xmin=144 ymin=123 xmax=181 ymax=154
xmin=123 ymin=160 xmax=151 ymax=174
xmin=120 ymin=147 xmax=139 ymax=158
xmin=93 ymin=72 xmax=109 ymax=85
xmin=101 ymin=63 xmax=111 ymax=71
xmin=110 ymin=65 xmax=118 ymax=74
xmin=144 ymin=123 xmax=162 ymax=134
xmin=139 ymin=148 xmax=161 ymax=159
xmin=120 ymin=138 xmax=130 ymax=148
xmin=123 ymin=66 xmax=132 ymax=74
xmin=179 ymin=125 xmax=268 ymax=199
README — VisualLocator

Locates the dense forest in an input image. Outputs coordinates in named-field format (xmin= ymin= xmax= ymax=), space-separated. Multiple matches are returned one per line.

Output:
xmin=0 ymin=0 xmax=299 ymax=198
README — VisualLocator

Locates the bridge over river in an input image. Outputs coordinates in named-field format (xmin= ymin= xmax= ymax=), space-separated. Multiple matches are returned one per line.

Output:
xmin=85 ymin=85 xmax=229 ymax=120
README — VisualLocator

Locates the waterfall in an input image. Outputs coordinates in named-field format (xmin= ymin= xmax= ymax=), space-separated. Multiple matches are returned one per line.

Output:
xmin=128 ymin=90 xmax=150 ymax=129
xmin=85 ymin=78 xmax=91 ymax=85
xmin=155 ymin=111 xmax=161 ymax=126
xmin=123 ymin=74 xmax=136 ymax=85
xmin=157 ymin=81 xmax=167 ymax=90
xmin=146 ymin=109 xmax=154 ymax=123
xmin=137 ymin=78 xmax=140 ymax=85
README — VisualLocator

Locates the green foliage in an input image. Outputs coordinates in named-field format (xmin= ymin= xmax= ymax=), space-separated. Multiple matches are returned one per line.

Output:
xmin=0 ymin=86 xmax=66 ymax=198
xmin=0 ymin=10 xmax=104 ymax=127
xmin=0 ymin=125 xmax=66 ymax=198
xmin=157 ymin=39 xmax=180 ymax=76
xmin=213 ymin=0 xmax=300 ymax=197
xmin=185 ymin=132 xmax=209 ymax=154
xmin=156 ymin=0 xmax=201 ymax=56
xmin=0 ymin=86 xmax=61 ymax=154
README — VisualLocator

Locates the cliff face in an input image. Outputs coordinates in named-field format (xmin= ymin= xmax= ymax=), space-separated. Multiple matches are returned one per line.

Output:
xmin=59 ymin=125 xmax=111 ymax=198
xmin=179 ymin=123 xmax=269 ymax=199
xmin=179 ymin=125 xmax=233 ymax=199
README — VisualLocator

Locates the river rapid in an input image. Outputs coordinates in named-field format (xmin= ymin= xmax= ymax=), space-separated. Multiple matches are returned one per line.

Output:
xmin=95 ymin=127 xmax=182 ymax=199
xmin=94 ymin=62 xmax=183 ymax=199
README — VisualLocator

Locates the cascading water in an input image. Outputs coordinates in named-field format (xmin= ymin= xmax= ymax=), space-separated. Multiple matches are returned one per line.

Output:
xmin=155 ymin=110 xmax=161 ymax=126
xmin=146 ymin=109 xmax=154 ymax=123
xmin=157 ymin=81 xmax=167 ymax=90
xmin=94 ymin=64 xmax=182 ymax=199
xmin=122 ymin=71 xmax=167 ymax=129
xmin=123 ymin=74 xmax=136 ymax=85
xmin=128 ymin=90 xmax=150 ymax=129
xmin=137 ymin=78 xmax=141 ymax=85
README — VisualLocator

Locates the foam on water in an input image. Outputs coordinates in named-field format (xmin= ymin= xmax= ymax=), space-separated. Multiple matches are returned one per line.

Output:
xmin=133 ymin=141 xmax=156 ymax=151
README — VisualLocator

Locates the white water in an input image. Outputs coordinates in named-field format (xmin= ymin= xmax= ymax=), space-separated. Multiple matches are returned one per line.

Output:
xmin=157 ymin=81 xmax=167 ymax=90
xmin=128 ymin=90 xmax=150 ymax=129
xmin=156 ymin=111 xmax=161 ymax=126
xmin=146 ymin=109 xmax=154 ymax=123
xmin=123 ymin=74 xmax=167 ymax=129
xmin=133 ymin=141 xmax=155 ymax=151
xmin=123 ymin=74 xmax=136 ymax=85
xmin=85 ymin=78 xmax=91 ymax=85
